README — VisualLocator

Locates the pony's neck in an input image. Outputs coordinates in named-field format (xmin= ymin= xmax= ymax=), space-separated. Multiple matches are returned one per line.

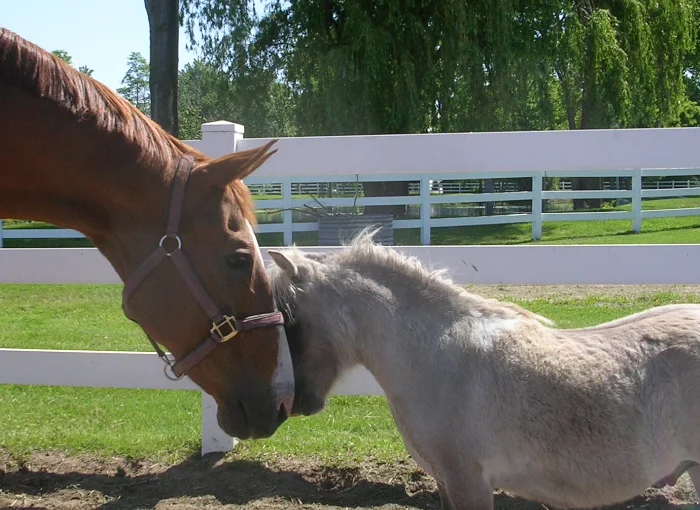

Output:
xmin=322 ymin=261 xmax=464 ymax=391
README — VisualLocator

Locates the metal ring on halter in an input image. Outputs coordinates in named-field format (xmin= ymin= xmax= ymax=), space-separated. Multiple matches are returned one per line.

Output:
xmin=159 ymin=234 xmax=182 ymax=255
xmin=163 ymin=358 xmax=184 ymax=381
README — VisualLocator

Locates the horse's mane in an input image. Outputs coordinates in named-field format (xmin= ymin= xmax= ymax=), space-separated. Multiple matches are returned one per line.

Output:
xmin=342 ymin=230 xmax=553 ymax=325
xmin=0 ymin=28 xmax=258 ymax=226
xmin=0 ymin=28 xmax=200 ymax=167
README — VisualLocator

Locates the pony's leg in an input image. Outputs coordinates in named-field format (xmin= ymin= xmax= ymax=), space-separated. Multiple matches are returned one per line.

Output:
xmin=687 ymin=464 xmax=700 ymax=503
xmin=438 ymin=471 xmax=493 ymax=510
xmin=437 ymin=481 xmax=455 ymax=510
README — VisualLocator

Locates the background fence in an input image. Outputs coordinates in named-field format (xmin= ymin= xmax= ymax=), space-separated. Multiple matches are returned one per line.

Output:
xmin=2 ymin=122 xmax=700 ymax=455
xmin=2 ymin=122 xmax=700 ymax=246
xmin=2 ymin=243 xmax=700 ymax=454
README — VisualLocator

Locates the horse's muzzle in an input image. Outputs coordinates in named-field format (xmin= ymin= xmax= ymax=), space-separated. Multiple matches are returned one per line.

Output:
xmin=217 ymin=388 xmax=294 ymax=439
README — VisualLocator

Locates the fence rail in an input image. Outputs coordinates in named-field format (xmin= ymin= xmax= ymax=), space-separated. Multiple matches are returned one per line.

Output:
xmin=1 ymin=244 xmax=700 ymax=453
xmin=3 ymin=122 xmax=700 ymax=455
xmin=3 ymin=122 xmax=700 ymax=247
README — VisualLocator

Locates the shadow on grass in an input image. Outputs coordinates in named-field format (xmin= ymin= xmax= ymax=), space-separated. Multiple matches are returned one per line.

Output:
xmin=0 ymin=452 xmax=692 ymax=509
xmin=538 ymin=222 xmax=700 ymax=244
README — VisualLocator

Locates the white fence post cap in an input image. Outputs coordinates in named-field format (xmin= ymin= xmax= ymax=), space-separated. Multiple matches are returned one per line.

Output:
xmin=201 ymin=121 xmax=244 ymax=134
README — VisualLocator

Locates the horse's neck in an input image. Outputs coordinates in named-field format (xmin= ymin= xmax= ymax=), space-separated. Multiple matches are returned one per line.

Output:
xmin=0 ymin=86 xmax=170 ymax=239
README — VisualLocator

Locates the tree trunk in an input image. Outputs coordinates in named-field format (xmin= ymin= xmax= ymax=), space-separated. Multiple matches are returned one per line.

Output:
xmin=576 ymin=100 xmax=602 ymax=209
xmin=484 ymin=179 xmax=494 ymax=216
xmin=145 ymin=0 xmax=179 ymax=136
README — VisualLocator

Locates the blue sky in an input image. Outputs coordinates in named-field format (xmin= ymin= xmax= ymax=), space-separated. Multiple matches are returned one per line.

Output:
xmin=3 ymin=0 xmax=199 ymax=91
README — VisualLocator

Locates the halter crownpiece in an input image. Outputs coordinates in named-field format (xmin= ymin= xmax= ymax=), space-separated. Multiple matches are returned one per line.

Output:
xmin=122 ymin=154 xmax=285 ymax=380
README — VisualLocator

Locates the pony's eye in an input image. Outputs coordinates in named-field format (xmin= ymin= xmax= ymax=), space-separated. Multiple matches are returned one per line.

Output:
xmin=224 ymin=252 xmax=253 ymax=273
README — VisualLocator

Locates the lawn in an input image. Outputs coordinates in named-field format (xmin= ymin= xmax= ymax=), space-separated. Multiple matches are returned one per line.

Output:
xmin=1 ymin=196 xmax=698 ymax=464
xmin=1 ymin=284 xmax=699 ymax=463
xmin=3 ymin=197 xmax=699 ymax=248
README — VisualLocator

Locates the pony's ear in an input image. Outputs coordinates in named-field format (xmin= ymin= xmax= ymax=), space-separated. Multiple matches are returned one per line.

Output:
xmin=203 ymin=140 xmax=278 ymax=188
xmin=268 ymin=250 xmax=299 ymax=280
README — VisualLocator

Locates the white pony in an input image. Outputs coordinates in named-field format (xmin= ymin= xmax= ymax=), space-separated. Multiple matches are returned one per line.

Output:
xmin=268 ymin=231 xmax=700 ymax=510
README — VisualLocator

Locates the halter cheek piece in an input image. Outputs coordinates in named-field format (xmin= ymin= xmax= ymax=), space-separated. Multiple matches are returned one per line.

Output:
xmin=122 ymin=155 xmax=284 ymax=380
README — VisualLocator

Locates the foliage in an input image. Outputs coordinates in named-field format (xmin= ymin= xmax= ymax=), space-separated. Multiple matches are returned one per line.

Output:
xmin=180 ymin=0 xmax=700 ymax=212
xmin=178 ymin=59 xmax=296 ymax=139
xmin=178 ymin=59 xmax=239 ymax=139
xmin=181 ymin=0 xmax=700 ymax=135
xmin=117 ymin=52 xmax=151 ymax=116
xmin=51 ymin=49 xmax=72 ymax=65
xmin=51 ymin=50 xmax=93 ymax=76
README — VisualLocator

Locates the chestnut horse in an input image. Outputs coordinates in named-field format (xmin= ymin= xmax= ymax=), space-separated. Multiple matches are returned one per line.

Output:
xmin=0 ymin=28 xmax=293 ymax=440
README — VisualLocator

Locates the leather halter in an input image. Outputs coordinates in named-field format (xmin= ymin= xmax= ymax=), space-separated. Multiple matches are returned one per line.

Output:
xmin=122 ymin=155 xmax=285 ymax=380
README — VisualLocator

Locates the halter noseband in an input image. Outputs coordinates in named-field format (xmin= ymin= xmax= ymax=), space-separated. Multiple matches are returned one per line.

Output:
xmin=122 ymin=155 xmax=285 ymax=380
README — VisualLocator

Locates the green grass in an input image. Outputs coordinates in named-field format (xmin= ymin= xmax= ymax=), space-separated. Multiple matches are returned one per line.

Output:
xmin=4 ymin=197 xmax=700 ymax=248
xmin=1 ymin=285 xmax=699 ymax=462
xmin=0 ymin=285 xmax=144 ymax=351
xmin=248 ymin=196 xmax=700 ymax=246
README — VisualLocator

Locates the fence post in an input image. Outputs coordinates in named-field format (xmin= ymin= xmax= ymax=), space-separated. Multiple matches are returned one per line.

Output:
xmin=200 ymin=121 xmax=245 ymax=158
xmin=632 ymin=168 xmax=642 ymax=233
xmin=201 ymin=392 xmax=237 ymax=455
xmin=420 ymin=177 xmax=431 ymax=245
xmin=281 ymin=178 xmax=293 ymax=245
xmin=0 ymin=220 xmax=3 ymax=248
xmin=531 ymin=171 xmax=543 ymax=241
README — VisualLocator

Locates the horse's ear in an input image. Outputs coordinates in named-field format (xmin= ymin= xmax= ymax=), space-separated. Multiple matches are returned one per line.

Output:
xmin=203 ymin=140 xmax=278 ymax=188
xmin=268 ymin=250 xmax=299 ymax=280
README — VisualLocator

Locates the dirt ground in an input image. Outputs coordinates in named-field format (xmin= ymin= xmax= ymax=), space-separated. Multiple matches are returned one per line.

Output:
xmin=3 ymin=285 xmax=700 ymax=509
xmin=1 ymin=451 xmax=698 ymax=510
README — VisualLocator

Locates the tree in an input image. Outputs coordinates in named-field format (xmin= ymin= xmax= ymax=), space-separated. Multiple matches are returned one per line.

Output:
xmin=117 ymin=52 xmax=151 ymax=116
xmin=178 ymin=59 xmax=240 ymax=139
xmin=145 ymin=0 xmax=180 ymax=136
xmin=178 ymin=58 xmax=295 ymax=140
xmin=182 ymin=0 xmax=700 ymax=211
xmin=78 ymin=65 xmax=94 ymax=77
xmin=51 ymin=50 xmax=73 ymax=65
xmin=52 ymin=50 xmax=94 ymax=76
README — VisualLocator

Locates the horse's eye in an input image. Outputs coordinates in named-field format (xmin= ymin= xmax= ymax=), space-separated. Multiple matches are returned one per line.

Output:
xmin=224 ymin=252 xmax=252 ymax=273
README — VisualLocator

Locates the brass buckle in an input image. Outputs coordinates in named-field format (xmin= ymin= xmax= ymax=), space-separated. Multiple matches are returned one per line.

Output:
xmin=211 ymin=315 xmax=239 ymax=342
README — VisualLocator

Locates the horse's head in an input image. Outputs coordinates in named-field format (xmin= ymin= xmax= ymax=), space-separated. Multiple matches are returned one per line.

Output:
xmin=120 ymin=141 xmax=294 ymax=440
xmin=267 ymin=248 xmax=345 ymax=417
xmin=0 ymin=28 xmax=293 ymax=440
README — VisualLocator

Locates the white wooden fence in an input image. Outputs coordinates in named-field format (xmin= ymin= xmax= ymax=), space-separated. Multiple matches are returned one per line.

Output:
xmin=2 ymin=122 xmax=700 ymax=456
xmin=3 ymin=122 xmax=700 ymax=246
xmin=2 ymin=243 xmax=700 ymax=454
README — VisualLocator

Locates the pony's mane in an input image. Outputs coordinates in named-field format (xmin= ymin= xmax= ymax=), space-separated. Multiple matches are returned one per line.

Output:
xmin=271 ymin=230 xmax=553 ymax=327
xmin=0 ymin=28 xmax=260 ymax=226
xmin=0 ymin=28 xmax=201 ymax=168
xmin=341 ymin=230 xmax=552 ymax=325
xmin=342 ymin=229 xmax=459 ymax=291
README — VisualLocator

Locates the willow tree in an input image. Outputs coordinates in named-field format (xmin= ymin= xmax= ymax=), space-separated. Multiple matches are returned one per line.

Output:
xmin=184 ymin=0 xmax=476 ymax=216
xmin=181 ymin=0 xmax=699 ymax=210
xmin=549 ymin=0 xmax=696 ymax=207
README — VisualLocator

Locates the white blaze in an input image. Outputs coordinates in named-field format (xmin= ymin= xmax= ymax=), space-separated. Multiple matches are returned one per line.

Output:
xmin=245 ymin=221 xmax=295 ymax=400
